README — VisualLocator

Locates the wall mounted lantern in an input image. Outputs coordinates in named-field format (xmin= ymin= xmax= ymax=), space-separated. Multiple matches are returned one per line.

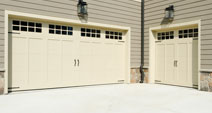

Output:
xmin=77 ymin=0 xmax=88 ymax=17
xmin=165 ymin=5 xmax=174 ymax=21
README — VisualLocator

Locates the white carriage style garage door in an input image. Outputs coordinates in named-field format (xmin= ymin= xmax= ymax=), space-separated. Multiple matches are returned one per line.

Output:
xmin=155 ymin=28 xmax=198 ymax=87
xmin=8 ymin=18 xmax=127 ymax=91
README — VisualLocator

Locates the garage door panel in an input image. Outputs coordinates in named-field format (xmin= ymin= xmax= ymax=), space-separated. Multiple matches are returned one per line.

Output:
xmin=165 ymin=44 xmax=175 ymax=84
xmin=113 ymin=44 xmax=125 ymax=81
xmin=177 ymin=43 xmax=188 ymax=84
xmin=79 ymin=42 xmax=93 ymax=85
xmin=10 ymin=37 xmax=28 ymax=89
xmin=28 ymin=38 xmax=45 ymax=87
xmin=62 ymin=40 xmax=77 ymax=85
xmin=92 ymin=42 xmax=105 ymax=84
xmin=155 ymin=44 xmax=165 ymax=82
xmin=103 ymin=43 xmax=116 ymax=83
xmin=47 ymin=40 xmax=61 ymax=85
xmin=176 ymin=41 xmax=192 ymax=86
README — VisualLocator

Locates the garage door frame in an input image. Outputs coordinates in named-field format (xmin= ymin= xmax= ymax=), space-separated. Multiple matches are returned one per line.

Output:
xmin=149 ymin=20 xmax=201 ymax=90
xmin=4 ymin=10 xmax=131 ymax=94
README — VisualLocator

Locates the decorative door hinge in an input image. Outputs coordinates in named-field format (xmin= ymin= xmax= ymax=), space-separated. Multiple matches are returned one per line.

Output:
xmin=8 ymin=32 xmax=20 ymax=34
xmin=118 ymin=80 xmax=125 ymax=83
xmin=155 ymin=80 xmax=161 ymax=82
xmin=8 ymin=87 xmax=20 ymax=89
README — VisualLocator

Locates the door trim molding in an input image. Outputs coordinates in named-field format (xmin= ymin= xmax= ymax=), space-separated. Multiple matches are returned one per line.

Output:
xmin=4 ymin=10 xmax=131 ymax=94
xmin=149 ymin=20 xmax=201 ymax=90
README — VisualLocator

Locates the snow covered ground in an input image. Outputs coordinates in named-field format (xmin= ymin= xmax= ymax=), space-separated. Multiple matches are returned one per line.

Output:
xmin=0 ymin=84 xmax=212 ymax=113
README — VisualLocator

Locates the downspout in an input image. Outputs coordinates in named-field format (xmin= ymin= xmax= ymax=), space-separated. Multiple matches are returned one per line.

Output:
xmin=140 ymin=0 xmax=145 ymax=83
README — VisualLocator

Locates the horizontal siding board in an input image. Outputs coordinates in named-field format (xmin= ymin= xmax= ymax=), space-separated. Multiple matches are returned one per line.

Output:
xmin=201 ymin=50 xmax=212 ymax=55
xmin=201 ymin=40 xmax=212 ymax=45
xmin=0 ymin=4 xmax=79 ymax=20
xmin=202 ymin=19 xmax=212 ymax=25
xmin=31 ymin=0 xmax=142 ymax=21
xmin=145 ymin=0 xmax=202 ymax=13
xmin=0 ymin=22 xmax=4 ymax=28
xmin=201 ymin=60 xmax=212 ymax=65
xmin=0 ymin=0 xmax=142 ymax=68
xmin=108 ymin=0 xmax=142 ymax=7
xmin=201 ymin=35 xmax=212 ymax=40
xmin=1 ymin=0 xmax=142 ymax=26
xmin=201 ymin=65 xmax=212 ymax=69
xmin=12 ymin=0 xmax=142 ymax=18
xmin=145 ymin=0 xmax=205 ymax=17
xmin=201 ymin=55 xmax=212 ymax=60
xmin=0 ymin=28 xmax=4 ymax=34
xmin=0 ymin=34 xmax=4 ymax=40
xmin=201 ymin=45 xmax=212 ymax=50
xmin=86 ymin=0 xmax=142 ymax=13
xmin=0 ymin=39 xmax=4 ymax=46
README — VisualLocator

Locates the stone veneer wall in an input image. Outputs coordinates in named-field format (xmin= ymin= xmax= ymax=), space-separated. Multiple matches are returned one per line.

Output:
xmin=130 ymin=68 xmax=149 ymax=83
xmin=0 ymin=72 xmax=4 ymax=94
xmin=200 ymin=72 xmax=212 ymax=92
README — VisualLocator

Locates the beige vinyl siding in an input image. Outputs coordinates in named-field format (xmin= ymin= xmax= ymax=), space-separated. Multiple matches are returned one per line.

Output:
xmin=144 ymin=0 xmax=212 ymax=70
xmin=0 ymin=0 xmax=142 ymax=68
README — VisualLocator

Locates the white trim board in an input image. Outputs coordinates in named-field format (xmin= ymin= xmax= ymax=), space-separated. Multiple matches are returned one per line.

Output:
xmin=149 ymin=20 xmax=201 ymax=90
xmin=4 ymin=10 xmax=131 ymax=94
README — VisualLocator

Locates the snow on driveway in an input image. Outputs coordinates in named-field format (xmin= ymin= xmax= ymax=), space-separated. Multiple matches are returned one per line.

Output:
xmin=0 ymin=84 xmax=212 ymax=113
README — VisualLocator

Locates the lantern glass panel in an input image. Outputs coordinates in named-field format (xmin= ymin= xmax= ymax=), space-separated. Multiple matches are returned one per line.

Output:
xmin=82 ymin=5 xmax=87 ymax=14
xmin=170 ymin=10 xmax=174 ymax=18
xmin=165 ymin=10 xmax=170 ymax=19
xmin=77 ymin=4 xmax=81 ymax=14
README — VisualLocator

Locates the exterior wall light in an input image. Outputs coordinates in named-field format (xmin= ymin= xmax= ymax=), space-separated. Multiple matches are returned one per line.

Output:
xmin=165 ymin=5 xmax=174 ymax=21
xmin=77 ymin=0 xmax=88 ymax=17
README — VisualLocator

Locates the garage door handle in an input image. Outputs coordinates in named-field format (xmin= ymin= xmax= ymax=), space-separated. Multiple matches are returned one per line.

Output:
xmin=174 ymin=60 xmax=176 ymax=67
xmin=174 ymin=60 xmax=178 ymax=67
xmin=77 ymin=59 xmax=80 ymax=66
xmin=74 ymin=59 xmax=77 ymax=66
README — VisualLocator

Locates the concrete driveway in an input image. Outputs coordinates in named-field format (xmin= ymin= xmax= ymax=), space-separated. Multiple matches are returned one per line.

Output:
xmin=0 ymin=84 xmax=212 ymax=113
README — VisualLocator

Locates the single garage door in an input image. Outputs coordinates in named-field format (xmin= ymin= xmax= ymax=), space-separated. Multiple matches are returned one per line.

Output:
xmin=8 ymin=19 xmax=126 ymax=91
xmin=155 ymin=28 xmax=198 ymax=87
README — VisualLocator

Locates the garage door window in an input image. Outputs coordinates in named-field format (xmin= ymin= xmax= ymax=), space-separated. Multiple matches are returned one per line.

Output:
xmin=81 ymin=28 xmax=101 ymax=38
xmin=13 ymin=20 xmax=42 ymax=33
xmin=179 ymin=28 xmax=198 ymax=38
xmin=157 ymin=31 xmax=174 ymax=40
xmin=105 ymin=31 xmax=122 ymax=40
xmin=49 ymin=24 xmax=73 ymax=36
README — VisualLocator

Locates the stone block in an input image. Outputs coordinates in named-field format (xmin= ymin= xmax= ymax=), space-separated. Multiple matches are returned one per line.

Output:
xmin=200 ymin=80 xmax=209 ymax=91
xmin=131 ymin=69 xmax=136 ymax=76
xmin=200 ymin=75 xmax=205 ymax=81
xmin=144 ymin=76 xmax=148 ymax=83
xmin=209 ymin=82 xmax=212 ymax=87
xmin=144 ymin=69 xmax=148 ymax=72
xmin=136 ymin=68 xmax=140 ymax=73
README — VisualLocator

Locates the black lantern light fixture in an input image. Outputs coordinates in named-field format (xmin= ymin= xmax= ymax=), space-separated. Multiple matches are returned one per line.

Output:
xmin=77 ymin=0 xmax=88 ymax=17
xmin=165 ymin=5 xmax=174 ymax=21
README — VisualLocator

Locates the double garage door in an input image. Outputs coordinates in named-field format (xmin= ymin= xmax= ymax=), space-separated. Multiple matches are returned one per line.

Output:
xmin=8 ymin=19 xmax=126 ymax=91
xmin=155 ymin=29 xmax=198 ymax=87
